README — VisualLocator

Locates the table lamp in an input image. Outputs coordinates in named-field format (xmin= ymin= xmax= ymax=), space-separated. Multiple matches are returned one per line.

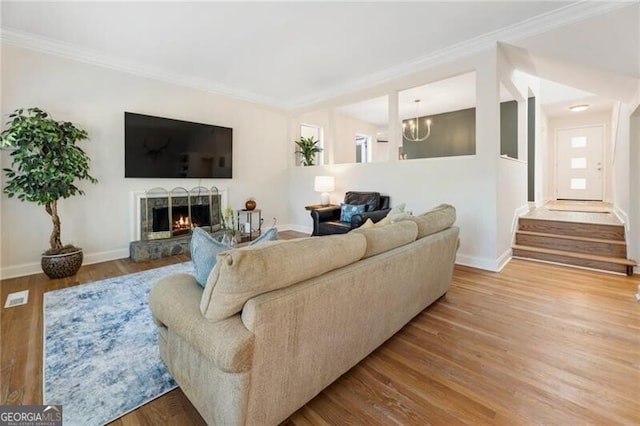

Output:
xmin=314 ymin=176 xmax=335 ymax=206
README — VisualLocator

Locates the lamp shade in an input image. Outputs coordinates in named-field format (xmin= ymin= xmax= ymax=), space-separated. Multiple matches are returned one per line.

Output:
xmin=314 ymin=176 xmax=335 ymax=193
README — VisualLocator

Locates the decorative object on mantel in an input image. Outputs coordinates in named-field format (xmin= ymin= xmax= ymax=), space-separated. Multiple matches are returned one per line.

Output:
xmin=0 ymin=107 xmax=97 ymax=279
xmin=221 ymin=207 xmax=238 ymax=246
xmin=314 ymin=175 xmax=335 ymax=206
xmin=294 ymin=136 xmax=322 ymax=166
xmin=245 ymin=198 xmax=257 ymax=211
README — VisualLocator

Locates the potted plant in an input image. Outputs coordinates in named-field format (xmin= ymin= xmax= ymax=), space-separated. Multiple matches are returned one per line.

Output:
xmin=0 ymin=107 xmax=97 ymax=279
xmin=294 ymin=136 xmax=322 ymax=166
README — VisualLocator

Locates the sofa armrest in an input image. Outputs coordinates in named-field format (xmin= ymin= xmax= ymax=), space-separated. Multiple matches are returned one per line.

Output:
xmin=310 ymin=206 xmax=341 ymax=221
xmin=149 ymin=272 xmax=254 ymax=373
xmin=351 ymin=208 xmax=391 ymax=228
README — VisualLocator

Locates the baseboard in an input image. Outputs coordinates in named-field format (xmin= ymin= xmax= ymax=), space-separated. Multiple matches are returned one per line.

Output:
xmin=83 ymin=248 xmax=130 ymax=267
xmin=455 ymin=253 xmax=505 ymax=272
xmin=495 ymin=249 xmax=512 ymax=272
xmin=1 ymin=248 xmax=130 ymax=280
xmin=1 ymin=261 xmax=42 ymax=280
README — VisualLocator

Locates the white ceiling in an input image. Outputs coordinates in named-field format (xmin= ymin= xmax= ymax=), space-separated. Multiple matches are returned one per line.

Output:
xmin=2 ymin=0 xmax=597 ymax=110
xmin=2 ymin=0 xmax=627 ymax=124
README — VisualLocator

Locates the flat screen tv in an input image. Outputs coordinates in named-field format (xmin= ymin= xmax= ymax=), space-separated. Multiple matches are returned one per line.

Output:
xmin=124 ymin=112 xmax=232 ymax=178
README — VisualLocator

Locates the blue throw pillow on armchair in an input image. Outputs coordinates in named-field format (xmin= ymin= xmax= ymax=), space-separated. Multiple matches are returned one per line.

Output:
xmin=190 ymin=227 xmax=232 ymax=287
xmin=340 ymin=204 xmax=366 ymax=222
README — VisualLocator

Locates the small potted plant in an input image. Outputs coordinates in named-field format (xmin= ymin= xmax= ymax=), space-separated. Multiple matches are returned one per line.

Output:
xmin=294 ymin=136 xmax=322 ymax=166
xmin=1 ymin=107 xmax=98 ymax=279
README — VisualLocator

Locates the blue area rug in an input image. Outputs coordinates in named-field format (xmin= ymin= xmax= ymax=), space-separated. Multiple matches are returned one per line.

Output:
xmin=43 ymin=261 xmax=194 ymax=426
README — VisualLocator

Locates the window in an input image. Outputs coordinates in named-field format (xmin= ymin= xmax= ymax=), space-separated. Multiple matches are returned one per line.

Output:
xmin=300 ymin=124 xmax=323 ymax=166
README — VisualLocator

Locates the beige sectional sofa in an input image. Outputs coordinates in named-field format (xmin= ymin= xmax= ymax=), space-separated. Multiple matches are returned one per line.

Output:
xmin=149 ymin=204 xmax=459 ymax=425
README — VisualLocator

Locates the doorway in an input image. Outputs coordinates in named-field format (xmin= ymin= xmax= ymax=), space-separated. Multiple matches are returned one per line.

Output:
xmin=355 ymin=134 xmax=371 ymax=163
xmin=556 ymin=125 xmax=604 ymax=200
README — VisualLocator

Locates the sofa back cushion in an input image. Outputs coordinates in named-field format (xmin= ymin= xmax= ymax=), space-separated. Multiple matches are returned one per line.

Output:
xmin=405 ymin=204 xmax=456 ymax=239
xmin=200 ymin=232 xmax=367 ymax=321
xmin=352 ymin=220 xmax=417 ymax=258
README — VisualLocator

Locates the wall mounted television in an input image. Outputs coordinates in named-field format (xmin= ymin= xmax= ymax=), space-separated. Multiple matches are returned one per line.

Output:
xmin=124 ymin=112 xmax=232 ymax=178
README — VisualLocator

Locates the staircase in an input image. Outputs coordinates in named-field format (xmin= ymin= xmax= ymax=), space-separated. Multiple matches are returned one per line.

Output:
xmin=513 ymin=217 xmax=637 ymax=275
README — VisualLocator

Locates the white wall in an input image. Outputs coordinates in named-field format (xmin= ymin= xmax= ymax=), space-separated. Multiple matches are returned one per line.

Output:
xmin=288 ymin=50 xmax=504 ymax=270
xmin=495 ymin=61 xmax=530 ymax=267
xmin=612 ymin=103 xmax=630 ymax=214
xmin=629 ymin=104 xmax=640 ymax=270
xmin=1 ymin=45 xmax=289 ymax=278
xmin=334 ymin=113 xmax=378 ymax=164
xmin=496 ymin=157 xmax=527 ymax=267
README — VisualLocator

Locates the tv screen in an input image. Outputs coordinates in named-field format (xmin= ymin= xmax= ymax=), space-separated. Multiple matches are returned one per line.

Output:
xmin=124 ymin=112 xmax=232 ymax=178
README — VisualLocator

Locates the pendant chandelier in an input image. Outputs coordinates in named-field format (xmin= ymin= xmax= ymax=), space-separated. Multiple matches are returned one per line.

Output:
xmin=403 ymin=99 xmax=432 ymax=142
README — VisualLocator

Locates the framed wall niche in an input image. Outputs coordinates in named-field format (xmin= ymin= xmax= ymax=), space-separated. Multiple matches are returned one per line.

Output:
xmin=398 ymin=72 xmax=477 ymax=160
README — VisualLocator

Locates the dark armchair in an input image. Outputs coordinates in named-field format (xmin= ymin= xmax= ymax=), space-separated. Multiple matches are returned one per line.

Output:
xmin=310 ymin=191 xmax=391 ymax=236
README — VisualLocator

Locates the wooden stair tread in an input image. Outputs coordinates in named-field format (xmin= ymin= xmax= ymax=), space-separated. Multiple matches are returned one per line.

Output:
xmin=515 ymin=230 xmax=626 ymax=245
xmin=512 ymin=244 xmax=637 ymax=266
xmin=518 ymin=216 xmax=623 ymax=227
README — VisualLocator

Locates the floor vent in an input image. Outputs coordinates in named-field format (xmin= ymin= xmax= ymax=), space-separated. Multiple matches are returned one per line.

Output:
xmin=4 ymin=290 xmax=29 ymax=308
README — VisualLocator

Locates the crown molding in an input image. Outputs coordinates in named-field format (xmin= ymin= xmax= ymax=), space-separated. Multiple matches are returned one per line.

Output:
xmin=0 ymin=28 xmax=288 ymax=110
xmin=287 ymin=1 xmax=634 ymax=110
xmin=0 ymin=1 xmax=632 ymax=112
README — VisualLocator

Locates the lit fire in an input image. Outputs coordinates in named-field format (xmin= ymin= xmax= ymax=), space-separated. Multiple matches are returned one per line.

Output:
xmin=173 ymin=215 xmax=196 ymax=231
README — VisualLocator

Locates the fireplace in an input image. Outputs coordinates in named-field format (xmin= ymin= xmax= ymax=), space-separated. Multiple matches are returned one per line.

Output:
xmin=139 ymin=187 xmax=222 ymax=240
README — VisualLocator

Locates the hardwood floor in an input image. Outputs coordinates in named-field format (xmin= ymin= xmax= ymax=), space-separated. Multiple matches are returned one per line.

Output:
xmin=2 ymin=236 xmax=638 ymax=425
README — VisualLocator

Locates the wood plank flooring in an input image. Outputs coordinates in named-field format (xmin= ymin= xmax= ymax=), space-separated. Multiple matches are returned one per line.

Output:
xmin=2 ymin=235 xmax=638 ymax=425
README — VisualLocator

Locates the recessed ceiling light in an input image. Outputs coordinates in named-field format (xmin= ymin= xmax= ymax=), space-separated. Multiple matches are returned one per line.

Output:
xmin=569 ymin=104 xmax=589 ymax=112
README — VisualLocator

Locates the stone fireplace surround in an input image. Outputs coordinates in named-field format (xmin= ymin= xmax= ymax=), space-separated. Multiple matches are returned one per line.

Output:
xmin=129 ymin=187 xmax=228 ymax=262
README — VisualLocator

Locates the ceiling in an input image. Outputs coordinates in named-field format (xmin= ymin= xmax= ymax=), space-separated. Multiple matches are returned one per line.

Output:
xmin=2 ymin=0 xmax=601 ymax=110
xmin=1 ymin=0 xmax=626 ymax=124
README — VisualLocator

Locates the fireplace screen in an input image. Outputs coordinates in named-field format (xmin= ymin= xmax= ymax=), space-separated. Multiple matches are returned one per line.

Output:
xmin=140 ymin=186 xmax=221 ymax=240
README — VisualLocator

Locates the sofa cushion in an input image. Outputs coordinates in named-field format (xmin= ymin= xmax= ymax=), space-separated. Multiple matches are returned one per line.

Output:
xmin=352 ymin=220 xmax=418 ymax=258
xmin=339 ymin=203 xmax=365 ymax=222
xmin=405 ymin=204 xmax=456 ymax=239
xmin=359 ymin=218 xmax=375 ymax=229
xmin=190 ymin=227 xmax=232 ymax=287
xmin=375 ymin=216 xmax=391 ymax=227
xmin=200 ymin=232 xmax=367 ymax=321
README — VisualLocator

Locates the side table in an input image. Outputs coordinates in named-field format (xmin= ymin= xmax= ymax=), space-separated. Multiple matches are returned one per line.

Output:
xmin=236 ymin=209 xmax=262 ymax=242
xmin=305 ymin=204 xmax=338 ymax=211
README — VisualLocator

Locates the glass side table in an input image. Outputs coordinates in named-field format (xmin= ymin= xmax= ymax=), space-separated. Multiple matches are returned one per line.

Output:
xmin=236 ymin=209 xmax=263 ymax=242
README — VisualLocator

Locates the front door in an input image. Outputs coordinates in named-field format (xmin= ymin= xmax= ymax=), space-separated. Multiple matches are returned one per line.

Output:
xmin=556 ymin=125 xmax=604 ymax=200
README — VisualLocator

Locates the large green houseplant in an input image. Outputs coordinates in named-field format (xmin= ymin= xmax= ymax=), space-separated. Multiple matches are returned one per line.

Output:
xmin=1 ymin=107 xmax=97 ymax=278
xmin=294 ymin=136 xmax=322 ymax=166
